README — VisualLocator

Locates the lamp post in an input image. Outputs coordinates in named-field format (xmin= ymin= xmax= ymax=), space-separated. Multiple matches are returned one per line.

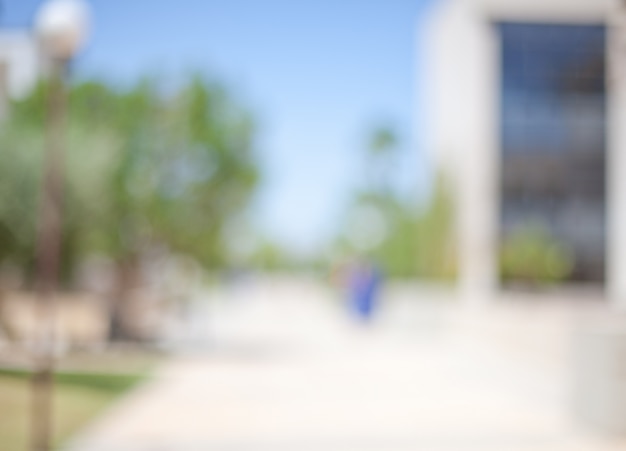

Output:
xmin=31 ymin=2 xmax=89 ymax=450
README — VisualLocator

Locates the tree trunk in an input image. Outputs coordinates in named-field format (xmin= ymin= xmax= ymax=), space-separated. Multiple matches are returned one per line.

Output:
xmin=0 ymin=286 xmax=16 ymax=342
xmin=108 ymin=255 xmax=140 ymax=342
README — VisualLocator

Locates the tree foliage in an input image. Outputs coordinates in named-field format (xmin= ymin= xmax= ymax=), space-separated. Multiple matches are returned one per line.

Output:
xmin=334 ymin=124 xmax=456 ymax=280
xmin=0 ymin=75 xmax=260 ymax=285
xmin=500 ymin=225 xmax=573 ymax=285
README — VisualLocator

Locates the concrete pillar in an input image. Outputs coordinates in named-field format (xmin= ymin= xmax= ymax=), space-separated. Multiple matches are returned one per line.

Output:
xmin=572 ymin=319 xmax=626 ymax=434
xmin=422 ymin=0 xmax=501 ymax=306
xmin=607 ymin=6 xmax=626 ymax=309
xmin=456 ymin=15 xmax=500 ymax=306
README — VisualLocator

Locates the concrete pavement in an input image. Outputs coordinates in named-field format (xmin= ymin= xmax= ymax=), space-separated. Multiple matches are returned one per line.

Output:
xmin=66 ymin=278 xmax=626 ymax=450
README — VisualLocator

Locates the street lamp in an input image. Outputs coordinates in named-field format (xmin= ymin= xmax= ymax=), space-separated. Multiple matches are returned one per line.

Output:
xmin=31 ymin=1 xmax=89 ymax=450
xmin=36 ymin=0 xmax=90 ymax=62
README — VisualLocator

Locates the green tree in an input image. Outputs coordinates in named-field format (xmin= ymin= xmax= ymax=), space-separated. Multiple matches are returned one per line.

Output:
xmin=0 ymin=75 xmax=260 ymax=340
xmin=365 ymin=125 xmax=398 ymax=195
xmin=333 ymin=119 xmax=456 ymax=280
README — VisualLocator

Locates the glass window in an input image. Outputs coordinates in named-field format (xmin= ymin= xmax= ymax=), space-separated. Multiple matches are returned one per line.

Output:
xmin=499 ymin=23 xmax=606 ymax=282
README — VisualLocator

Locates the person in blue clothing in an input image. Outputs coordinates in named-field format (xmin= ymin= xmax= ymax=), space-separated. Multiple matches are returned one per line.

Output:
xmin=348 ymin=260 xmax=382 ymax=322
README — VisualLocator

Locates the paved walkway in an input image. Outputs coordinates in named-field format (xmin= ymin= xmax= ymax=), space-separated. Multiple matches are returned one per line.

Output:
xmin=67 ymin=279 xmax=626 ymax=450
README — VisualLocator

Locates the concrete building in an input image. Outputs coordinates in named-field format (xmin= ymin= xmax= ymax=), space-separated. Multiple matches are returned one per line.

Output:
xmin=0 ymin=31 xmax=40 ymax=120
xmin=422 ymin=0 xmax=626 ymax=306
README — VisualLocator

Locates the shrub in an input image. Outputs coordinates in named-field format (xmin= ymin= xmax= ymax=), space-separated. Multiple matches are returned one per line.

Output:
xmin=500 ymin=225 xmax=573 ymax=285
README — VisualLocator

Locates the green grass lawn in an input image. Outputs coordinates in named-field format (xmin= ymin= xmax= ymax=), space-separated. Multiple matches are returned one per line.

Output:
xmin=0 ymin=353 xmax=158 ymax=451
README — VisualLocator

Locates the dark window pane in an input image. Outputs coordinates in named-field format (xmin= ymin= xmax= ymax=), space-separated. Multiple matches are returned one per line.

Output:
xmin=499 ymin=23 xmax=606 ymax=282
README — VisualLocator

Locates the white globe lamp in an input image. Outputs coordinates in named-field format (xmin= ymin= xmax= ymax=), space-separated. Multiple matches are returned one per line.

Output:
xmin=35 ymin=0 xmax=90 ymax=61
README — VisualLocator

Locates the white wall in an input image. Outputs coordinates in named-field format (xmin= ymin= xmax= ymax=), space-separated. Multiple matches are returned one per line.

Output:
xmin=0 ymin=31 xmax=40 ymax=120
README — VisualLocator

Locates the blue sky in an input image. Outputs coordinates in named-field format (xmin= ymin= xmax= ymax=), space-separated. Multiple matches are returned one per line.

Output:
xmin=2 ymin=0 xmax=433 ymax=256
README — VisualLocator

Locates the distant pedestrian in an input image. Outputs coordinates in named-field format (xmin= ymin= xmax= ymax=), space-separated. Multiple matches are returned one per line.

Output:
xmin=348 ymin=261 xmax=382 ymax=322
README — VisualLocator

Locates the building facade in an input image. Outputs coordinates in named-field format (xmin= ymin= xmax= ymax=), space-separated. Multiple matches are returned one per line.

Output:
xmin=0 ymin=31 xmax=40 ymax=120
xmin=422 ymin=0 xmax=626 ymax=306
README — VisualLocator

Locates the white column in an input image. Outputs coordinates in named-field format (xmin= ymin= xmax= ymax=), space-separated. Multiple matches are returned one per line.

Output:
xmin=423 ymin=2 xmax=500 ymax=306
xmin=607 ymin=7 xmax=626 ymax=309
xmin=457 ymin=17 xmax=500 ymax=306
